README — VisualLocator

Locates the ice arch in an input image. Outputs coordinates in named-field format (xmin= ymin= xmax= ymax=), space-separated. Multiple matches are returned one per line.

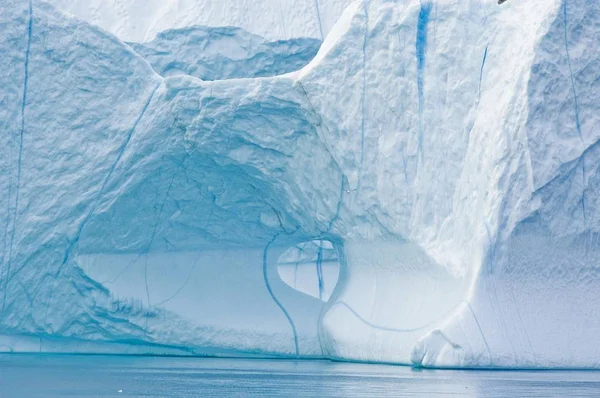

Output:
xmin=66 ymin=75 xmax=346 ymax=356
xmin=0 ymin=0 xmax=344 ymax=356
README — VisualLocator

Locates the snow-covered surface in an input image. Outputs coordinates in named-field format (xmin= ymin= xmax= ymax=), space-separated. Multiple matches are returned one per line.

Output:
xmin=127 ymin=26 xmax=321 ymax=80
xmin=1 ymin=0 xmax=600 ymax=368
xmin=46 ymin=0 xmax=353 ymax=42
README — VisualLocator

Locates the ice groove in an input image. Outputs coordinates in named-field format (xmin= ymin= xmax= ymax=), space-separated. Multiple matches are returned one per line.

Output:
xmin=263 ymin=234 xmax=300 ymax=356
xmin=562 ymin=0 xmax=583 ymax=142
xmin=60 ymin=82 xmax=161 ymax=270
xmin=465 ymin=301 xmax=493 ymax=364
xmin=1 ymin=0 xmax=33 ymax=316
xmin=316 ymin=243 xmax=324 ymax=300
xmin=314 ymin=0 xmax=324 ymax=40
xmin=358 ymin=1 xmax=369 ymax=187
xmin=478 ymin=45 xmax=488 ymax=101
xmin=334 ymin=300 xmax=465 ymax=334
xmin=416 ymin=0 xmax=432 ymax=159
xmin=143 ymin=171 xmax=176 ymax=308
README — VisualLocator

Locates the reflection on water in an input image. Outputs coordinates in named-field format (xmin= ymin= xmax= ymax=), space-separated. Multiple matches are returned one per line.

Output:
xmin=1 ymin=354 xmax=600 ymax=397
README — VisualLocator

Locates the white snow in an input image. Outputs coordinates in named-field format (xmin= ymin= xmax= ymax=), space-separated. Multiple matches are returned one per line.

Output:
xmin=0 ymin=0 xmax=599 ymax=369
xmin=45 ymin=0 xmax=353 ymax=42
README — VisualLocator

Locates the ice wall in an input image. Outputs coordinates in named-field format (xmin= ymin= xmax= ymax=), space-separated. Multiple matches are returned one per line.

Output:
xmin=1 ymin=0 xmax=162 ymax=345
xmin=1 ymin=0 xmax=599 ymax=368
xmin=413 ymin=0 xmax=600 ymax=368
xmin=46 ymin=0 xmax=353 ymax=42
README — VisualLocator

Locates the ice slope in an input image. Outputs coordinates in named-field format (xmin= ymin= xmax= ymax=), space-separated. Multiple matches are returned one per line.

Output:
xmin=1 ymin=0 xmax=600 ymax=368
xmin=127 ymin=26 xmax=321 ymax=80
xmin=46 ymin=0 xmax=353 ymax=42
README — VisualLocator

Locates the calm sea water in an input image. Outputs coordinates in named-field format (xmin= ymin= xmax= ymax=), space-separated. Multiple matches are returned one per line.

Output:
xmin=1 ymin=354 xmax=599 ymax=397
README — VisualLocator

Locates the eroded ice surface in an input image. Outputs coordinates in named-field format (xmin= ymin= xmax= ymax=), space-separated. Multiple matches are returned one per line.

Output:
xmin=127 ymin=26 xmax=322 ymax=80
xmin=46 ymin=0 xmax=353 ymax=42
xmin=1 ymin=0 xmax=600 ymax=369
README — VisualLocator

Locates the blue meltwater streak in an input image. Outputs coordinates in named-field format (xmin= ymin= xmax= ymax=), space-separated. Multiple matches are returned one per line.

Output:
xmin=416 ymin=1 xmax=432 ymax=158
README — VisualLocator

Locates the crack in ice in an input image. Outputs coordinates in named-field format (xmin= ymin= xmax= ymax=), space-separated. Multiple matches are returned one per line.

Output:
xmin=478 ymin=45 xmax=489 ymax=102
xmin=263 ymin=234 xmax=300 ymax=357
xmin=465 ymin=300 xmax=493 ymax=364
xmin=314 ymin=0 xmax=324 ymax=40
xmin=1 ymin=0 xmax=33 ymax=317
xmin=358 ymin=1 xmax=369 ymax=188
xmin=333 ymin=300 xmax=466 ymax=334
xmin=144 ymin=170 xmax=177 ymax=309
xmin=562 ymin=0 xmax=583 ymax=143
xmin=60 ymin=83 xmax=161 ymax=271
xmin=561 ymin=0 xmax=588 ymax=227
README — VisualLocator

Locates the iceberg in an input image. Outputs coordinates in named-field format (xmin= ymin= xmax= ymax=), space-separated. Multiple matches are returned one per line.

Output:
xmin=1 ymin=0 xmax=599 ymax=369
xmin=45 ymin=0 xmax=354 ymax=42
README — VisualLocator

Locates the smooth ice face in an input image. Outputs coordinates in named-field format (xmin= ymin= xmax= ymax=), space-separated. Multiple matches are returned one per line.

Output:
xmin=1 ymin=0 xmax=600 ymax=369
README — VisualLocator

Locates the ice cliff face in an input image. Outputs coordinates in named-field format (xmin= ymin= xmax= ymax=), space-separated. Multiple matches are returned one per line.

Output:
xmin=45 ymin=0 xmax=353 ymax=42
xmin=1 ymin=0 xmax=599 ymax=368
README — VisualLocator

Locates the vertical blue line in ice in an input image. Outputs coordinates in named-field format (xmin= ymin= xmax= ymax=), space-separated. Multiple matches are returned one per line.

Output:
xmin=562 ymin=0 xmax=582 ymax=142
xmin=263 ymin=237 xmax=299 ymax=356
xmin=359 ymin=1 xmax=369 ymax=184
xmin=562 ymin=0 xmax=586 ymax=225
xmin=2 ymin=0 xmax=34 ymax=316
xmin=60 ymin=83 xmax=161 ymax=269
xmin=478 ymin=45 xmax=489 ymax=101
xmin=316 ymin=242 xmax=324 ymax=301
xmin=416 ymin=1 xmax=432 ymax=158
xmin=314 ymin=0 xmax=324 ymax=40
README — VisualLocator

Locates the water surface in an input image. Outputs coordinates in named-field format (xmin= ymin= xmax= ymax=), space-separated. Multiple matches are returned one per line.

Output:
xmin=1 ymin=354 xmax=599 ymax=397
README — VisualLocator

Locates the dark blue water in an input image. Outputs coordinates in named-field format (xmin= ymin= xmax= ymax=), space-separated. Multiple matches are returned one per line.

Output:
xmin=1 ymin=354 xmax=599 ymax=397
